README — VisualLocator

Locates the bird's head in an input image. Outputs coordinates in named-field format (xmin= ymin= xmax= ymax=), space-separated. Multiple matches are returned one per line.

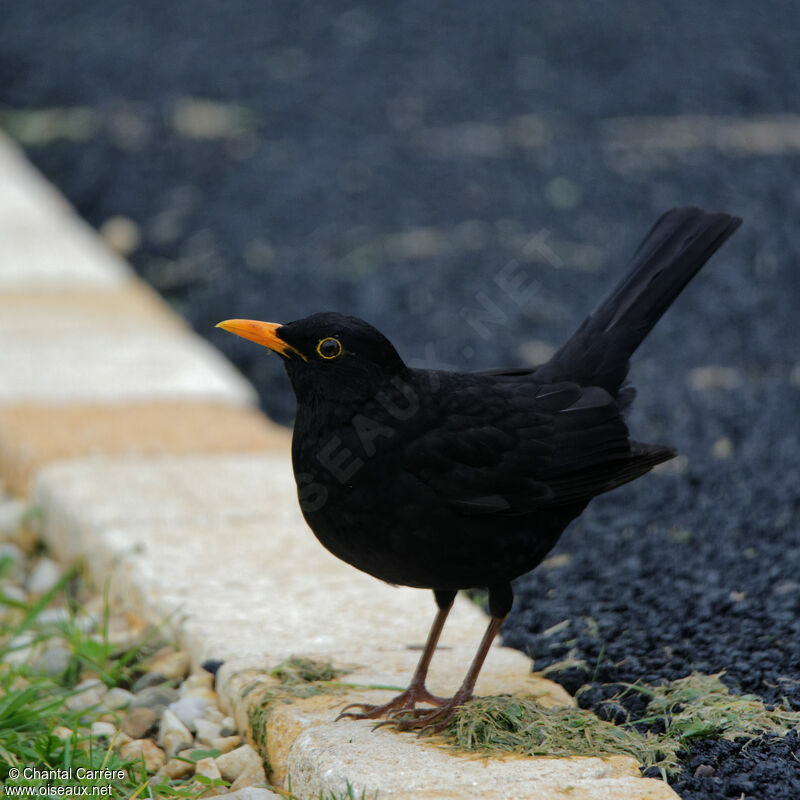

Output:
xmin=216 ymin=312 xmax=407 ymax=405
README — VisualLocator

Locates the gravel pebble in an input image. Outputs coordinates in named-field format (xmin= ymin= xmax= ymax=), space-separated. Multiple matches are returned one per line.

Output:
xmin=35 ymin=644 xmax=72 ymax=676
xmin=133 ymin=671 xmax=167 ymax=691
xmin=122 ymin=707 xmax=158 ymax=739
xmin=1 ymin=584 xmax=26 ymax=604
xmin=158 ymin=709 xmax=194 ymax=757
xmin=167 ymin=695 xmax=210 ymax=731
xmin=194 ymin=756 xmax=222 ymax=782
xmin=119 ymin=739 xmax=166 ymax=773
xmin=90 ymin=721 xmax=117 ymax=740
xmin=35 ymin=607 xmax=70 ymax=628
xmin=25 ymin=557 xmax=61 ymax=594
xmin=112 ymin=731 xmax=132 ymax=749
xmin=0 ymin=499 xmax=26 ymax=538
xmin=101 ymin=687 xmax=135 ymax=711
xmin=215 ymin=745 xmax=262 ymax=783
xmin=180 ymin=671 xmax=214 ymax=693
xmin=65 ymin=678 xmax=107 ymax=712
xmin=229 ymin=765 xmax=268 ymax=792
xmin=194 ymin=717 xmax=222 ymax=745
xmin=0 ymin=541 xmax=24 ymax=564
xmin=166 ymin=757 xmax=195 ymax=780
xmin=147 ymin=650 xmax=190 ymax=681
xmin=131 ymin=685 xmax=179 ymax=714
xmin=211 ymin=735 xmax=242 ymax=754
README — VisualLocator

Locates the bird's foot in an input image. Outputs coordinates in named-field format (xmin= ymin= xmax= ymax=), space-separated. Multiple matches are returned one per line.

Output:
xmin=372 ymin=690 xmax=472 ymax=735
xmin=336 ymin=684 xmax=447 ymax=722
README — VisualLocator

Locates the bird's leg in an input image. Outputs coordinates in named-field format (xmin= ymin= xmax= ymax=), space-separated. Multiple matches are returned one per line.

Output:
xmin=378 ymin=583 xmax=513 ymax=734
xmin=377 ymin=614 xmax=504 ymax=732
xmin=336 ymin=589 xmax=456 ymax=722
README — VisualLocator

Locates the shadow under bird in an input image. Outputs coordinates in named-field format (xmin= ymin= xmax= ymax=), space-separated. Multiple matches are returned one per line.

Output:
xmin=217 ymin=207 xmax=741 ymax=732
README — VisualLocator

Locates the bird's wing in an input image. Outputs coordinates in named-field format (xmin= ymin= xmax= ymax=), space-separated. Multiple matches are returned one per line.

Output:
xmin=401 ymin=376 xmax=671 ymax=516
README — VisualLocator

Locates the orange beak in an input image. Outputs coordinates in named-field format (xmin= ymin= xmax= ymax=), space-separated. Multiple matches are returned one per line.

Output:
xmin=215 ymin=319 xmax=307 ymax=361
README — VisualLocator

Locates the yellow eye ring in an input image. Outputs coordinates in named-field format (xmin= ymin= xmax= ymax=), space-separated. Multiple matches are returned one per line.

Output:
xmin=316 ymin=337 xmax=342 ymax=360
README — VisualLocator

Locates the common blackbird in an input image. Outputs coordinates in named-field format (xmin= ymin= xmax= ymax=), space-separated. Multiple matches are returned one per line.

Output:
xmin=217 ymin=207 xmax=741 ymax=732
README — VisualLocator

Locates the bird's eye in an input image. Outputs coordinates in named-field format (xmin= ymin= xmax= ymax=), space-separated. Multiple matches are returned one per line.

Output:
xmin=316 ymin=337 xmax=342 ymax=360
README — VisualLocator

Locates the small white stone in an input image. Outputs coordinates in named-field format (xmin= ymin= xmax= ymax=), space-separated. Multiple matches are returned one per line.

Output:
xmin=210 ymin=735 xmax=242 ymax=754
xmin=119 ymin=739 xmax=165 ymax=773
xmin=229 ymin=763 xmax=267 ymax=792
xmin=112 ymin=731 xmax=132 ymax=749
xmin=148 ymin=766 xmax=168 ymax=786
xmin=203 ymin=707 xmax=224 ymax=724
xmin=36 ymin=644 xmax=72 ymax=676
xmin=166 ymin=757 xmax=195 ymax=780
xmin=0 ymin=499 xmax=26 ymax=538
xmin=180 ymin=686 xmax=218 ymax=705
xmin=101 ymin=687 xmax=135 ymax=711
xmin=180 ymin=671 xmax=214 ymax=693
xmin=194 ymin=756 xmax=222 ymax=781
xmin=688 ymin=365 xmax=742 ymax=391
xmin=215 ymin=744 xmax=262 ymax=783
xmin=1 ymin=584 xmax=26 ymax=604
xmin=158 ymin=709 xmax=194 ymax=757
xmin=194 ymin=718 xmax=222 ymax=745
xmin=147 ymin=650 xmax=190 ymax=681
xmin=99 ymin=215 xmax=141 ymax=257
xmin=712 ymin=437 xmax=734 ymax=460
xmin=36 ymin=607 xmax=70 ymax=627
xmin=73 ymin=612 xmax=99 ymax=634
xmin=26 ymin=557 xmax=62 ymax=594
xmin=90 ymin=721 xmax=117 ymax=740
xmin=131 ymin=685 xmax=178 ymax=713
xmin=168 ymin=696 xmax=210 ymax=731
xmin=4 ymin=631 xmax=39 ymax=666
xmin=0 ymin=542 xmax=24 ymax=574
xmin=65 ymin=679 xmax=108 ymax=711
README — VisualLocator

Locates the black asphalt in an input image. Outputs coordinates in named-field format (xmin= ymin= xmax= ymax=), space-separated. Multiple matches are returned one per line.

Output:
xmin=2 ymin=3 xmax=800 ymax=797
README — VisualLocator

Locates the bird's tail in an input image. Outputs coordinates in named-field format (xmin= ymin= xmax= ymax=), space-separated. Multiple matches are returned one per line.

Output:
xmin=538 ymin=207 xmax=741 ymax=403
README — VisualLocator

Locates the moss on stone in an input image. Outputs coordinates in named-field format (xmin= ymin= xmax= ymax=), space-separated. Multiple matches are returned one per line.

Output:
xmin=243 ymin=657 xmax=353 ymax=776
xmin=433 ymin=671 xmax=800 ymax=777
xmin=270 ymin=656 xmax=349 ymax=685
xmin=437 ymin=694 xmax=680 ymax=774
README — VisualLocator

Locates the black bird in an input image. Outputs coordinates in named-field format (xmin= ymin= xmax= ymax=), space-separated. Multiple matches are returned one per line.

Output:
xmin=217 ymin=207 xmax=741 ymax=732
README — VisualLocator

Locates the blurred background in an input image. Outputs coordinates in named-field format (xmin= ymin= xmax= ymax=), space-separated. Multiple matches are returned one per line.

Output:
xmin=2 ymin=0 xmax=800 ymax=746
xmin=2 ymin=0 xmax=798 ymax=420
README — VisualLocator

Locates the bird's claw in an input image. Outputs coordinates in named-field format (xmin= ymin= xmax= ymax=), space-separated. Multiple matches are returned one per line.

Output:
xmin=385 ymin=705 xmax=432 ymax=719
xmin=335 ymin=686 xmax=447 ymax=722
xmin=335 ymin=702 xmax=383 ymax=722
xmin=367 ymin=697 xmax=466 ymax=735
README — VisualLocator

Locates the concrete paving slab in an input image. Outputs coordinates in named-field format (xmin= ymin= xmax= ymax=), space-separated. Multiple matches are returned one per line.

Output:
xmin=0 ymin=403 xmax=289 ymax=495
xmin=268 ymin=693 xmax=675 ymax=800
xmin=0 ymin=132 xmax=130 ymax=288
xmin=0 ymin=324 xmax=256 ymax=406
xmin=0 ymin=285 xmax=184 ymax=335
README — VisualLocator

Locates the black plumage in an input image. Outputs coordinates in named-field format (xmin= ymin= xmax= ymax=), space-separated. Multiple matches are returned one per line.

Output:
xmin=217 ymin=207 xmax=741 ymax=731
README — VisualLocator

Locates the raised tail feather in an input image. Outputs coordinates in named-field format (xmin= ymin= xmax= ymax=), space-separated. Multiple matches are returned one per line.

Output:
xmin=539 ymin=207 xmax=742 ymax=401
